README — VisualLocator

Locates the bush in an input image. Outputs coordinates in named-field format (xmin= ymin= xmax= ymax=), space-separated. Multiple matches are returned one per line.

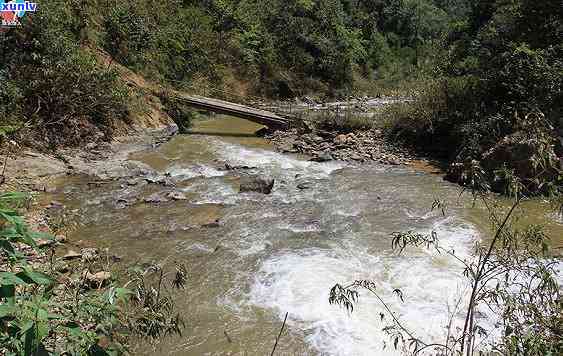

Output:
xmin=159 ymin=94 xmax=197 ymax=134
xmin=0 ymin=0 xmax=131 ymax=147
xmin=103 ymin=3 xmax=155 ymax=67
xmin=0 ymin=192 xmax=187 ymax=354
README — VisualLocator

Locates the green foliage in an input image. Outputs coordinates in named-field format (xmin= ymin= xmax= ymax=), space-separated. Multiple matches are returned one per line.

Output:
xmin=159 ymin=94 xmax=198 ymax=134
xmin=0 ymin=193 xmax=187 ymax=354
xmin=104 ymin=4 xmax=155 ymax=67
xmin=383 ymin=0 xmax=562 ymax=194
xmin=0 ymin=0 xmax=131 ymax=147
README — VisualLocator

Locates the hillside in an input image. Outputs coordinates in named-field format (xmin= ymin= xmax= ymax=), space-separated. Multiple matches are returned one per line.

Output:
xmin=0 ymin=0 xmax=561 ymax=192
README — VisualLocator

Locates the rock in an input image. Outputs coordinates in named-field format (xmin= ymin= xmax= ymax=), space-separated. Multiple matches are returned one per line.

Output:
xmin=254 ymin=127 xmax=271 ymax=137
xmin=334 ymin=134 xmax=348 ymax=145
xmin=37 ymin=238 xmax=56 ymax=248
xmin=346 ymin=133 xmax=357 ymax=143
xmin=144 ymin=193 xmax=169 ymax=204
xmin=279 ymin=143 xmax=299 ymax=153
xmin=81 ymin=248 xmax=98 ymax=262
xmin=47 ymin=201 xmax=64 ymax=209
xmin=202 ymin=219 xmax=221 ymax=228
xmin=311 ymin=151 xmax=333 ymax=162
xmin=312 ymin=135 xmax=324 ymax=143
xmin=126 ymin=178 xmax=139 ymax=186
xmin=83 ymin=271 xmax=111 ymax=289
xmin=239 ymin=176 xmax=275 ymax=194
xmin=167 ymin=191 xmax=188 ymax=201
xmin=225 ymin=163 xmax=255 ymax=171
xmin=63 ymin=250 xmax=82 ymax=260
xmin=481 ymin=132 xmax=559 ymax=192
xmin=350 ymin=154 xmax=363 ymax=161
xmin=144 ymin=175 xmax=171 ymax=185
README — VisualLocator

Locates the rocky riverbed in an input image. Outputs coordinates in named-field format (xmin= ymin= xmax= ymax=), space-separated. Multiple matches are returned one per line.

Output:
xmin=267 ymin=128 xmax=414 ymax=165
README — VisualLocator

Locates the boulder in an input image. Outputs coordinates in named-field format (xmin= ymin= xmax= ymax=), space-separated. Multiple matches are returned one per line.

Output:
xmin=202 ymin=219 xmax=221 ymax=228
xmin=311 ymin=151 xmax=333 ymax=162
xmin=333 ymin=134 xmax=348 ymax=145
xmin=350 ymin=154 xmax=363 ymax=161
xmin=239 ymin=176 xmax=275 ymax=194
xmin=83 ymin=271 xmax=111 ymax=289
xmin=481 ymin=132 xmax=559 ymax=191
xmin=279 ymin=143 xmax=299 ymax=153
xmin=225 ymin=163 xmax=255 ymax=171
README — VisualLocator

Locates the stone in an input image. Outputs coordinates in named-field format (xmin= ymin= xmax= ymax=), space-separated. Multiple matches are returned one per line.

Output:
xmin=37 ymin=238 xmax=56 ymax=248
xmin=167 ymin=191 xmax=188 ymax=201
xmin=202 ymin=219 xmax=221 ymax=228
xmin=311 ymin=151 xmax=333 ymax=162
xmin=47 ymin=201 xmax=64 ymax=209
xmin=279 ymin=143 xmax=299 ymax=153
xmin=144 ymin=193 xmax=169 ymax=204
xmin=481 ymin=132 xmax=559 ymax=192
xmin=312 ymin=135 xmax=324 ymax=143
xmin=63 ymin=250 xmax=82 ymax=260
xmin=334 ymin=134 xmax=348 ymax=145
xmin=350 ymin=154 xmax=363 ymax=161
xmin=239 ymin=176 xmax=275 ymax=194
xmin=84 ymin=271 xmax=111 ymax=289
xmin=225 ymin=163 xmax=255 ymax=171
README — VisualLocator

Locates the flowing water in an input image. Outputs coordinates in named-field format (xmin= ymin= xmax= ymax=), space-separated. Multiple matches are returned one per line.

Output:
xmin=50 ymin=117 xmax=562 ymax=355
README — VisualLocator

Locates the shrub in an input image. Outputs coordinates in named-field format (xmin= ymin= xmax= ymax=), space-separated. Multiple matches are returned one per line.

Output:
xmin=0 ymin=192 xmax=187 ymax=354
xmin=103 ymin=3 xmax=155 ymax=67
xmin=0 ymin=0 xmax=131 ymax=147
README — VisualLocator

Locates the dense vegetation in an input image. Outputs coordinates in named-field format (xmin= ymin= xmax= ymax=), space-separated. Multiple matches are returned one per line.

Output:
xmin=0 ymin=0 xmax=561 ymax=186
xmin=0 ymin=0 xmax=464 ymax=143
xmin=388 ymin=0 xmax=562 ymax=195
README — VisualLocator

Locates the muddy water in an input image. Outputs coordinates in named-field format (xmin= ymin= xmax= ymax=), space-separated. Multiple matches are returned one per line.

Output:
xmin=53 ymin=116 xmax=562 ymax=355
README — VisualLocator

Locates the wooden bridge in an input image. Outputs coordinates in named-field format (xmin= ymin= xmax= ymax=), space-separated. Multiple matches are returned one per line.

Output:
xmin=170 ymin=93 xmax=290 ymax=131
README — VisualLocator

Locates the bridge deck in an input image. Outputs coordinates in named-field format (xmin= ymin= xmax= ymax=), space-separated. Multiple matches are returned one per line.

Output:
xmin=172 ymin=93 xmax=289 ymax=130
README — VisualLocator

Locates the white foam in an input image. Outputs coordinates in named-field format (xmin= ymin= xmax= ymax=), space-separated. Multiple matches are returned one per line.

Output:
xmin=248 ymin=220 xmax=480 ymax=356
xmin=167 ymin=164 xmax=226 ymax=179
xmin=213 ymin=141 xmax=345 ymax=179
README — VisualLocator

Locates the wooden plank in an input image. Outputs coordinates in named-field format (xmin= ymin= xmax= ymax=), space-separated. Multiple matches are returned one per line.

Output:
xmin=172 ymin=94 xmax=289 ymax=130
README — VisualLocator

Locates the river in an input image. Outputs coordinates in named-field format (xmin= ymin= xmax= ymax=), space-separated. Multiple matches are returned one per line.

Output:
xmin=50 ymin=116 xmax=562 ymax=355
